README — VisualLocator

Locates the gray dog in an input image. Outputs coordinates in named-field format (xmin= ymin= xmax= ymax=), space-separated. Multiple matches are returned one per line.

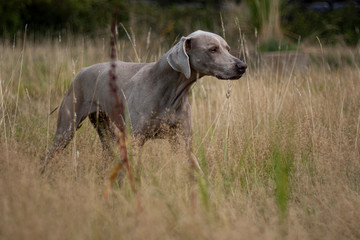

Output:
xmin=40 ymin=30 xmax=247 ymax=173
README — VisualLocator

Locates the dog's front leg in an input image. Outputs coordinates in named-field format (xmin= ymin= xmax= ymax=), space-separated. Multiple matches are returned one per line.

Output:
xmin=180 ymin=103 xmax=203 ymax=176
xmin=184 ymin=135 xmax=203 ymax=176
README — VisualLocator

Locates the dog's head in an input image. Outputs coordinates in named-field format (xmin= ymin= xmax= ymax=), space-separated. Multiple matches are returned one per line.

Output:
xmin=167 ymin=30 xmax=247 ymax=80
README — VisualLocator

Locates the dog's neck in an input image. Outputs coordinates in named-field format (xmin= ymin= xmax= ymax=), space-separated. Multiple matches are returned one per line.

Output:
xmin=150 ymin=53 xmax=200 ymax=111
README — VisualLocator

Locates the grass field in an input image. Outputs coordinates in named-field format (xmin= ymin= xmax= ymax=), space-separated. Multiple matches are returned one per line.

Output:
xmin=1 ymin=33 xmax=360 ymax=240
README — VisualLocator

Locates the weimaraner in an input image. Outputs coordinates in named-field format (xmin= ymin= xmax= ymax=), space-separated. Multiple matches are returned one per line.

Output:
xmin=40 ymin=30 xmax=247 ymax=174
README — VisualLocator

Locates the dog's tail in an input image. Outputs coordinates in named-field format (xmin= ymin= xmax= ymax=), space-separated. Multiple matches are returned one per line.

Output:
xmin=49 ymin=106 xmax=58 ymax=116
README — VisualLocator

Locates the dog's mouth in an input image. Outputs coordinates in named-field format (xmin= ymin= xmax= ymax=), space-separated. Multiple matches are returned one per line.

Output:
xmin=215 ymin=73 xmax=243 ymax=80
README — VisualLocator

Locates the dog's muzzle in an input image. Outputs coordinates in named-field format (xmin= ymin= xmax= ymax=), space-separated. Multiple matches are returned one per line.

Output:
xmin=214 ymin=59 xmax=247 ymax=80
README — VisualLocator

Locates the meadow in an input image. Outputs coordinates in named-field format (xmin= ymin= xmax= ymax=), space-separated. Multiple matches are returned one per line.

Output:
xmin=1 ymin=32 xmax=360 ymax=239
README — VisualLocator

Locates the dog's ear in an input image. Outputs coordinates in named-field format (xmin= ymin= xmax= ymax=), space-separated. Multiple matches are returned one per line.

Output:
xmin=167 ymin=37 xmax=191 ymax=79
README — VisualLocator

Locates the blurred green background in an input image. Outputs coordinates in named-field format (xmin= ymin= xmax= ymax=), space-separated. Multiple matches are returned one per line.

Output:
xmin=1 ymin=0 xmax=359 ymax=46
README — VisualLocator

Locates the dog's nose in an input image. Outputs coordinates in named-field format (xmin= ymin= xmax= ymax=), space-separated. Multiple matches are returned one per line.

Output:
xmin=236 ymin=61 xmax=247 ymax=74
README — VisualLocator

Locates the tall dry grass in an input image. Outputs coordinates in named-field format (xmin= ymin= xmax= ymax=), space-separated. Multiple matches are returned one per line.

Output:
xmin=1 ymin=32 xmax=360 ymax=240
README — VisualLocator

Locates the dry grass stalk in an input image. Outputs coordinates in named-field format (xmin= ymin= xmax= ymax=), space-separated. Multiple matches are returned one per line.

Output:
xmin=103 ymin=10 xmax=137 ymax=199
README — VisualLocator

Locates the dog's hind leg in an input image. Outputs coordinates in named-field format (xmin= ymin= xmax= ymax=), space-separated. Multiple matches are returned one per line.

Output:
xmin=40 ymin=84 xmax=87 ymax=174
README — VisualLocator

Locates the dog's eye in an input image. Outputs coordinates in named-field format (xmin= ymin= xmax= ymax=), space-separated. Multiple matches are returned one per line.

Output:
xmin=209 ymin=47 xmax=218 ymax=53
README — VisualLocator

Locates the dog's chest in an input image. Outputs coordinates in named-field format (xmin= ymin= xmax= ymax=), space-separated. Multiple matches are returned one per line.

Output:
xmin=133 ymin=106 xmax=185 ymax=138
